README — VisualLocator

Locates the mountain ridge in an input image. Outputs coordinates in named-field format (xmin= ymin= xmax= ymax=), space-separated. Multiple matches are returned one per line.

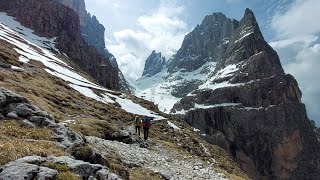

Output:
xmin=136 ymin=8 xmax=320 ymax=179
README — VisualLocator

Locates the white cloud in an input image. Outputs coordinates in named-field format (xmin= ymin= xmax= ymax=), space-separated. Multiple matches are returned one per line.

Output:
xmin=113 ymin=3 xmax=119 ymax=8
xmin=270 ymin=0 xmax=320 ymax=124
xmin=272 ymin=0 xmax=320 ymax=38
xmin=107 ymin=2 xmax=189 ymax=81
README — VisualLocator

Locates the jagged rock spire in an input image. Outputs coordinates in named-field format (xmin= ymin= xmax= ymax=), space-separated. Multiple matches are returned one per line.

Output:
xmin=142 ymin=50 xmax=165 ymax=77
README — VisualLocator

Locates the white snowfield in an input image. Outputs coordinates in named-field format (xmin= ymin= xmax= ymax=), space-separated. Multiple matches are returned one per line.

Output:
xmin=135 ymin=48 xmax=272 ymax=114
xmin=134 ymin=53 xmax=248 ymax=113
xmin=0 ymin=12 xmax=163 ymax=119
xmin=135 ymin=61 xmax=216 ymax=113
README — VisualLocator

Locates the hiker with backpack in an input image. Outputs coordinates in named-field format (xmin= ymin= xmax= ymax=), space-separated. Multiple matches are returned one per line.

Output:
xmin=134 ymin=115 xmax=141 ymax=136
xmin=142 ymin=116 xmax=152 ymax=141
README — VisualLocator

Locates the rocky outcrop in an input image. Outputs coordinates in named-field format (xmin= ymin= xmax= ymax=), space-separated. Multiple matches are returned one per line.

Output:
xmin=0 ymin=88 xmax=84 ymax=148
xmin=171 ymin=9 xmax=320 ymax=179
xmin=142 ymin=50 xmax=166 ymax=77
xmin=0 ymin=156 xmax=120 ymax=180
xmin=0 ymin=0 xmax=120 ymax=90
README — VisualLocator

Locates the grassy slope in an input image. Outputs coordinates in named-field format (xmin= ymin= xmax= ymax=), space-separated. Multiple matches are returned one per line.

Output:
xmin=0 ymin=39 xmax=248 ymax=179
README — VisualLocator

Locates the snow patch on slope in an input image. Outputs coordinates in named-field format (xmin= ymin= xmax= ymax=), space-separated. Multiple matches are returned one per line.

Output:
xmin=167 ymin=121 xmax=180 ymax=130
xmin=0 ymin=12 xmax=58 ymax=52
xmin=0 ymin=12 xmax=163 ymax=118
xmin=135 ymin=61 xmax=217 ymax=113
xmin=174 ymin=103 xmax=241 ymax=115
xmin=235 ymin=26 xmax=254 ymax=43
xmin=135 ymin=68 xmax=181 ymax=113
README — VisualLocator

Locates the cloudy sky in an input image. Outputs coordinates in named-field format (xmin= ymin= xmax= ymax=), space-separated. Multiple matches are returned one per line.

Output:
xmin=85 ymin=0 xmax=319 ymax=125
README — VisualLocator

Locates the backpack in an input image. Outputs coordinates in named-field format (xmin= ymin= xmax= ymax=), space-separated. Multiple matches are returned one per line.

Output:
xmin=143 ymin=116 xmax=151 ymax=128
xmin=135 ymin=116 xmax=141 ymax=126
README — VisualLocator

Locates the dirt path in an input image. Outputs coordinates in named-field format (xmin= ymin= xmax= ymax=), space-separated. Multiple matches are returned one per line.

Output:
xmin=86 ymin=136 xmax=227 ymax=180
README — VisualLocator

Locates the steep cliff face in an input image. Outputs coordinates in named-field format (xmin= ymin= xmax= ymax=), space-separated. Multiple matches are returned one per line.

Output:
xmin=0 ymin=0 xmax=119 ymax=90
xmin=171 ymin=9 xmax=320 ymax=179
xmin=142 ymin=50 xmax=166 ymax=77
xmin=54 ymin=0 xmax=86 ymax=26
xmin=55 ymin=0 xmax=131 ymax=91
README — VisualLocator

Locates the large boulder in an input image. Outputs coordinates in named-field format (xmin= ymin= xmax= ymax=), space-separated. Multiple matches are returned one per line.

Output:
xmin=0 ymin=88 xmax=84 ymax=148
xmin=0 ymin=156 xmax=121 ymax=180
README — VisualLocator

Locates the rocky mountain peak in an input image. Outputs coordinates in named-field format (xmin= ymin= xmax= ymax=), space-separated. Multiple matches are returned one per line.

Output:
xmin=142 ymin=50 xmax=165 ymax=77
xmin=167 ymin=11 xmax=238 ymax=73
xmin=215 ymin=8 xmax=282 ymax=75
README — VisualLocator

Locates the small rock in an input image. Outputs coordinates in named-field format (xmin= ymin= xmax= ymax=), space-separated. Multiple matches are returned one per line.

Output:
xmin=194 ymin=162 xmax=203 ymax=167
xmin=140 ymin=141 xmax=149 ymax=148
xmin=0 ymin=88 xmax=27 ymax=104
xmin=0 ymin=91 xmax=6 ymax=107
xmin=0 ymin=114 xmax=5 ymax=120
xmin=6 ymin=111 xmax=18 ymax=119
xmin=21 ymin=119 xmax=36 ymax=128
xmin=96 ymin=168 xmax=120 ymax=180
xmin=38 ymin=167 xmax=58 ymax=180
xmin=202 ymin=173 xmax=210 ymax=179
xmin=160 ymin=172 xmax=173 ymax=180
xmin=7 ymin=103 xmax=41 ymax=117
xmin=122 ymin=137 xmax=136 ymax=144
xmin=0 ymin=162 xmax=40 ymax=180
xmin=29 ymin=116 xmax=54 ymax=127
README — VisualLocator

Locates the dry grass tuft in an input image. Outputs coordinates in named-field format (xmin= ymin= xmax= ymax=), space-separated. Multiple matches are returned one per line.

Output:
xmin=42 ymin=162 xmax=80 ymax=180
xmin=129 ymin=167 xmax=162 ymax=180
xmin=57 ymin=172 xmax=80 ymax=180
xmin=0 ymin=120 xmax=53 ymax=140
xmin=0 ymin=137 xmax=65 ymax=166
xmin=69 ymin=118 xmax=113 ymax=138
xmin=0 ymin=39 xmax=20 ymax=66
xmin=0 ymin=120 xmax=65 ymax=165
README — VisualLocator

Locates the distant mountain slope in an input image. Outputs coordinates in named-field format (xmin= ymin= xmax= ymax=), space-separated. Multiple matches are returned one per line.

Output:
xmin=135 ymin=12 xmax=240 ymax=112
xmin=54 ymin=0 xmax=132 ymax=92
xmin=135 ymin=8 xmax=320 ymax=179
xmin=0 ymin=0 xmax=122 ymax=90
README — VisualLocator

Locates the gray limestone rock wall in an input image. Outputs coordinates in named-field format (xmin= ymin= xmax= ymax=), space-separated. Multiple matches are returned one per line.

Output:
xmin=171 ymin=8 xmax=320 ymax=179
